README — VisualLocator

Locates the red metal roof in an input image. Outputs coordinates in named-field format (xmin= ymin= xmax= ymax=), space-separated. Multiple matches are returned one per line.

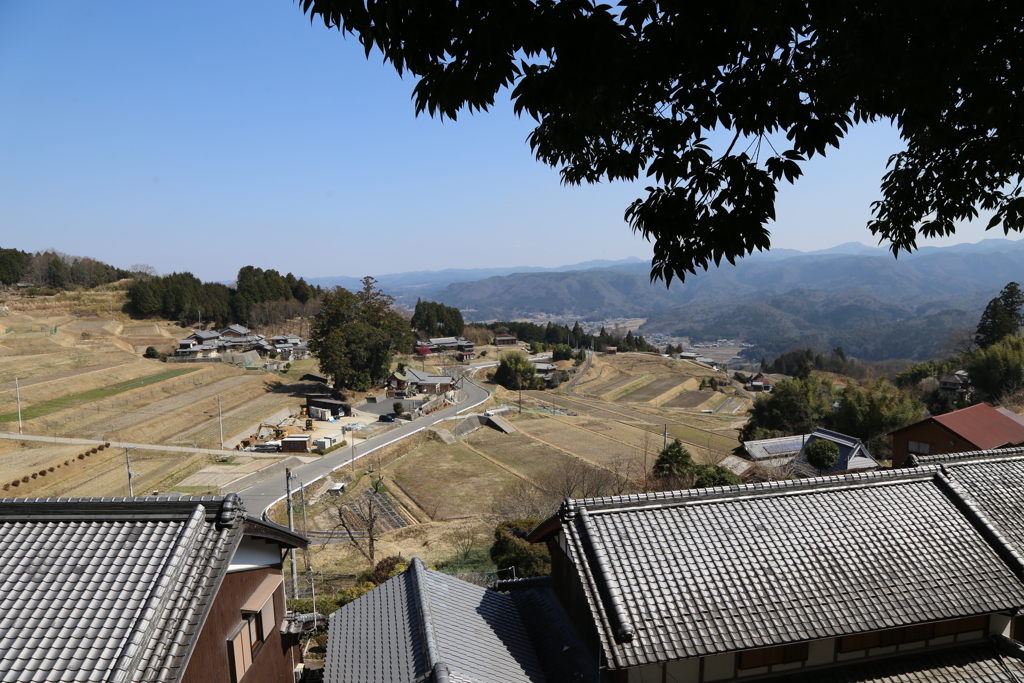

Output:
xmin=931 ymin=403 xmax=1024 ymax=449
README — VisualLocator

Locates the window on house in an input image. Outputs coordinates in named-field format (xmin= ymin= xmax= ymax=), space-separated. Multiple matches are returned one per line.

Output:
xmin=908 ymin=440 xmax=931 ymax=454
xmin=837 ymin=617 xmax=988 ymax=654
xmin=738 ymin=643 xmax=808 ymax=669
xmin=229 ymin=575 xmax=282 ymax=683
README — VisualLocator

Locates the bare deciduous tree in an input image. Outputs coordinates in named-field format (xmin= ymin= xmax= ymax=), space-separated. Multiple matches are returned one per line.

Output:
xmin=444 ymin=525 xmax=484 ymax=567
xmin=334 ymin=490 xmax=381 ymax=565
xmin=542 ymin=458 xmax=622 ymax=500
xmin=491 ymin=480 xmax=559 ymax=519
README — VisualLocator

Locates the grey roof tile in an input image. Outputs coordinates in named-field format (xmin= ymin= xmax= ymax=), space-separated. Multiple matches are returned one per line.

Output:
xmin=557 ymin=468 xmax=1024 ymax=668
xmin=773 ymin=640 xmax=1024 ymax=682
xmin=0 ymin=495 xmax=253 ymax=683
xmin=326 ymin=558 xmax=545 ymax=683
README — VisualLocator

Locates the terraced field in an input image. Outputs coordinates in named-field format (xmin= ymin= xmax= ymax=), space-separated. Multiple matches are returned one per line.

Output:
xmin=465 ymin=429 xmax=578 ymax=484
xmin=616 ymin=376 xmax=684 ymax=403
xmin=664 ymin=391 xmax=717 ymax=408
xmin=514 ymin=419 xmax=632 ymax=469
xmin=389 ymin=440 xmax=520 ymax=519
xmin=586 ymin=374 xmax=643 ymax=396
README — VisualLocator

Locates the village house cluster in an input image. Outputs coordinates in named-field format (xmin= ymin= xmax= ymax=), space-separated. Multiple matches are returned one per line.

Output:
xmin=174 ymin=324 xmax=311 ymax=362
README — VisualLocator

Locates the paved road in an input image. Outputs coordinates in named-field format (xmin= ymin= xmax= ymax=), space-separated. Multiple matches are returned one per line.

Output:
xmin=236 ymin=377 xmax=492 ymax=519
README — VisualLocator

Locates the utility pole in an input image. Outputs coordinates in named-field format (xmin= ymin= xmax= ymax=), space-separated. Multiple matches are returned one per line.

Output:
xmin=125 ymin=448 xmax=136 ymax=496
xmin=663 ymin=424 xmax=668 ymax=450
xmin=217 ymin=395 xmax=224 ymax=449
xmin=285 ymin=469 xmax=298 ymax=596
xmin=299 ymin=479 xmax=308 ymax=533
xmin=15 ymin=377 xmax=23 ymax=435
xmin=351 ymin=440 xmax=356 ymax=474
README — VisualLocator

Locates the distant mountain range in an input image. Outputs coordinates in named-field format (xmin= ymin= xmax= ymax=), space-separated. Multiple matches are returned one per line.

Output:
xmin=307 ymin=239 xmax=1024 ymax=361
xmin=304 ymin=256 xmax=649 ymax=298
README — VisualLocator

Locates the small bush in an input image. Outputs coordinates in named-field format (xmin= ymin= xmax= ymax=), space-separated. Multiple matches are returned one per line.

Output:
xmin=77 ymin=454 xmax=85 ymax=460
xmin=91 ymin=448 xmax=97 ymax=454
xmin=144 ymin=346 xmax=160 ymax=359
xmin=31 ymin=473 xmax=37 ymax=479
xmin=11 ymin=480 xmax=19 ymax=487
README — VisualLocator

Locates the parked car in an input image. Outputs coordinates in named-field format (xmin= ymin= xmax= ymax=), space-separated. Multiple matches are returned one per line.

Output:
xmin=379 ymin=414 xmax=395 ymax=423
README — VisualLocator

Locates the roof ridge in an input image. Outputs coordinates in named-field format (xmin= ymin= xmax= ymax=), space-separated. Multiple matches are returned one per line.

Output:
xmin=913 ymin=445 xmax=1024 ymax=465
xmin=408 ymin=557 xmax=446 ymax=679
xmin=576 ymin=508 xmax=634 ymax=644
xmin=109 ymin=504 xmax=207 ymax=683
xmin=935 ymin=469 xmax=1024 ymax=588
xmin=568 ymin=466 xmax=937 ymax=514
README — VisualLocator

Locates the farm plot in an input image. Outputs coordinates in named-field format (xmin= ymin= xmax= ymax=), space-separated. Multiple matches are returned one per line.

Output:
xmin=585 ymin=374 xmax=641 ymax=397
xmin=0 ymin=442 xmax=90 ymax=491
xmin=389 ymin=440 xmax=522 ymax=519
xmin=33 ymin=449 xmax=209 ymax=498
xmin=0 ymin=366 xmax=202 ymax=423
xmin=515 ymin=418 xmax=633 ymax=469
xmin=564 ymin=418 xmax=663 ymax=452
xmin=616 ymin=377 xmax=684 ymax=403
xmin=170 ymin=383 xmax=303 ymax=447
xmin=664 ymin=391 xmax=718 ymax=409
xmin=465 ymin=429 xmax=579 ymax=484
xmin=121 ymin=324 xmax=164 ymax=336
xmin=76 ymin=373 xmax=271 ymax=444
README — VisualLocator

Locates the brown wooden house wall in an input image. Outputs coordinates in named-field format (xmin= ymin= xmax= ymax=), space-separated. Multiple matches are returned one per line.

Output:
xmin=181 ymin=566 xmax=301 ymax=683
xmin=891 ymin=422 xmax=976 ymax=468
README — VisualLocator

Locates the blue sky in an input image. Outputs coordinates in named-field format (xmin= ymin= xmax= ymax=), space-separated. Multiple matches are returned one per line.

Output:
xmin=0 ymin=2 xmax=1013 ymax=282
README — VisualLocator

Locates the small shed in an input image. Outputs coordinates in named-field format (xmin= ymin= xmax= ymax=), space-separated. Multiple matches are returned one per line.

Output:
xmin=314 ymin=433 xmax=341 ymax=451
xmin=281 ymin=435 xmax=311 ymax=453
xmin=494 ymin=335 xmax=518 ymax=347
xmin=305 ymin=395 xmax=352 ymax=417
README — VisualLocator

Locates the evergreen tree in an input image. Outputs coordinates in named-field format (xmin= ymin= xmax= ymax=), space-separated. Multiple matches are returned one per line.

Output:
xmin=805 ymin=439 xmax=840 ymax=475
xmin=653 ymin=440 xmax=694 ymax=478
xmin=976 ymin=282 xmax=1024 ymax=349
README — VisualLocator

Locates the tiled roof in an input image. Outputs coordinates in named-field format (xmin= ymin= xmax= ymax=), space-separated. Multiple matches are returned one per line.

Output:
xmin=550 ymin=469 xmax=1024 ymax=668
xmin=893 ymin=403 xmax=1024 ymax=449
xmin=0 ymin=495 xmax=250 ymax=683
xmin=497 ymin=577 xmax=599 ymax=683
xmin=325 ymin=558 xmax=545 ymax=683
xmin=773 ymin=639 xmax=1024 ymax=682
xmin=742 ymin=434 xmax=805 ymax=461
xmin=912 ymin=447 xmax=1024 ymax=561
xmin=792 ymin=428 xmax=878 ymax=476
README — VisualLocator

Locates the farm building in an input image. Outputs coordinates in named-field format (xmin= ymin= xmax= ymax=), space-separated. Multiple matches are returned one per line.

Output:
xmin=281 ymin=435 xmax=311 ymax=453
xmin=742 ymin=428 xmax=878 ymax=477
xmin=494 ymin=334 xmax=518 ymax=347
xmin=305 ymin=394 xmax=352 ymax=417
xmin=890 ymin=402 xmax=1024 ymax=467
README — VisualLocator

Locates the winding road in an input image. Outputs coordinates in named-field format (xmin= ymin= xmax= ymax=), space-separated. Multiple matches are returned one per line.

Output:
xmin=237 ymin=370 xmax=493 ymax=519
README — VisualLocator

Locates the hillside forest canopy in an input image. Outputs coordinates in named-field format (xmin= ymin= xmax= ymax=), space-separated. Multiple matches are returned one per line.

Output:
xmin=301 ymin=1 xmax=1024 ymax=283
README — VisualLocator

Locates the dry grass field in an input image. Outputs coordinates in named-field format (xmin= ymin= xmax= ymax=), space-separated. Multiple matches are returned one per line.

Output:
xmin=616 ymin=376 xmax=686 ymax=403
xmin=1 ymin=438 xmax=210 ymax=498
xmin=464 ymin=429 xmax=579 ymax=484
xmin=513 ymin=418 xmax=635 ymax=469
xmin=663 ymin=390 xmax=718 ymax=408
xmin=388 ymin=440 xmax=521 ymax=519
xmin=0 ymin=304 xmax=318 ymax=498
